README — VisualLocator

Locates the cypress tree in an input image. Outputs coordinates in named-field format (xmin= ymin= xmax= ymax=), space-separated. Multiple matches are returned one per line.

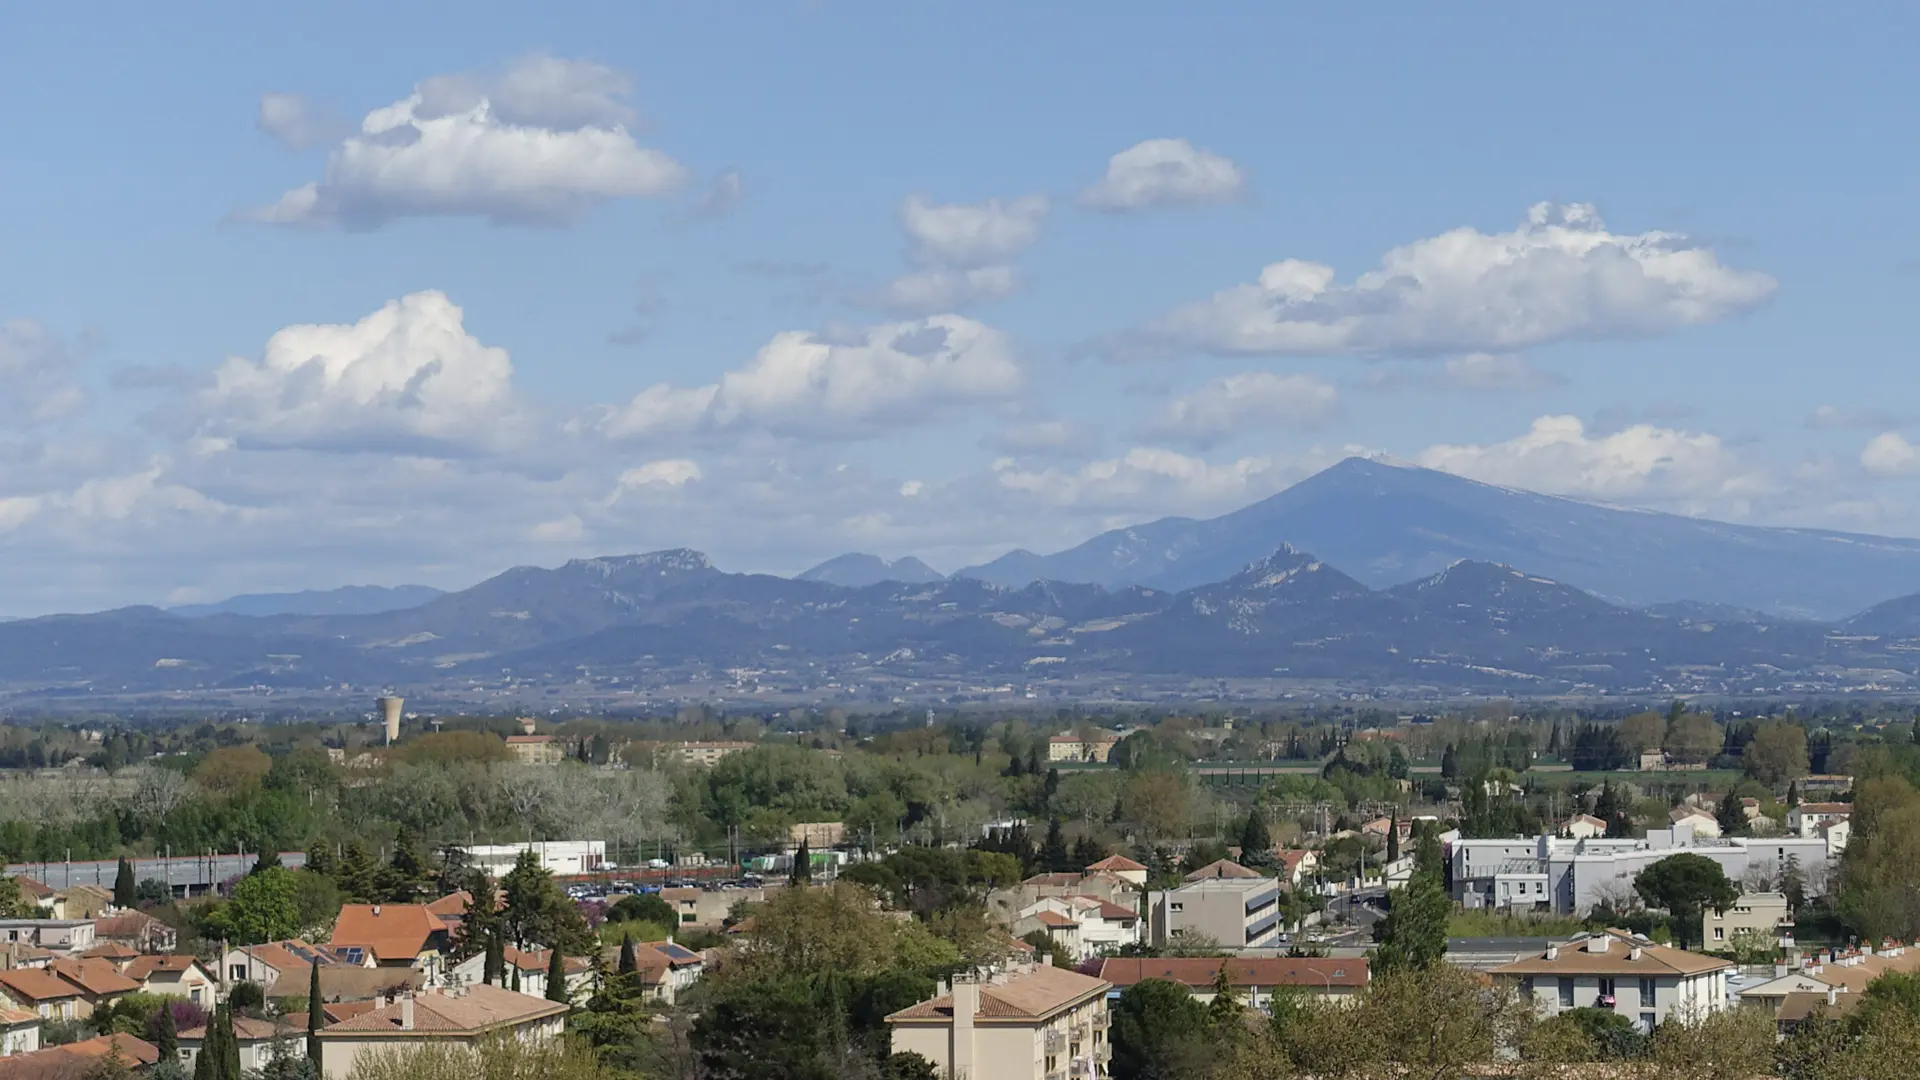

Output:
xmin=152 ymin=1001 xmax=178 ymax=1061
xmin=305 ymin=962 xmax=323 ymax=1065
xmin=113 ymin=856 xmax=136 ymax=909
xmin=511 ymin=964 xmax=521 ymax=993
xmin=617 ymin=935 xmax=637 ymax=976
xmin=1386 ymin=819 xmax=1401 ymax=863
xmin=220 ymin=1003 xmax=240 ymax=1080
xmin=482 ymin=929 xmax=503 ymax=986
xmin=789 ymin=838 xmax=812 ymax=885
xmin=545 ymin=947 xmax=569 ymax=1004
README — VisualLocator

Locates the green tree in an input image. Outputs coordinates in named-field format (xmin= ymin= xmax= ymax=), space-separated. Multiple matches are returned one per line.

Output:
xmin=333 ymin=841 xmax=381 ymax=904
xmin=501 ymin=850 xmax=590 ymax=952
xmin=1108 ymin=978 xmax=1208 ymax=1080
xmin=616 ymin=936 xmax=637 ymax=977
xmin=1715 ymin=790 xmax=1747 ymax=837
xmin=1745 ymin=720 xmax=1809 ymax=785
xmin=1633 ymin=854 xmax=1736 ymax=949
xmin=545 ymin=947 xmax=569 ymax=1004
xmin=377 ymin=834 xmax=432 ymax=903
xmin=305 ymin=962 xmax=323 ymax=1065
xmin=219 ymin=867 xmax=303 ymax=945
xmin=151 ymin=1001 xmax=179 ymax=1061
xmin=1440 ymin=744 xmax=1458 ymax=780
xmin=113 ymin=857 xmax=135 ymax=909
xmin=789 ymin=838 xmax=814 ymax=885
xmin=0 ymin=878 xmax=37 ymax=918
xmin=692 ymin=979 xmax=836 ymax=1080
xmin=607 ymin=893 xmax=675 ymax=928
xmin=1371 ymin=869 xmax=1449 ymax=973
xmin=1238 ymin=809 xmax=1272 ymax=864
xmin=1039 ymin=819 xmax=1071 ymax=873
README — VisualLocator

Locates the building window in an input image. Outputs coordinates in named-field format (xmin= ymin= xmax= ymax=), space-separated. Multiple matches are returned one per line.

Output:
xmin=1639 ymin=977 xmax=1656 ymax=1001
xmin=1558 ymin=979 xmax=1574 ymax=1007
xmin=1169 ymin=903 xmax=1183 ymax=913
xmin=1640 ymin=1012 xmax=1657 ymax=1032
xmin=1713 ymin=927 xmax=1725 ymax=941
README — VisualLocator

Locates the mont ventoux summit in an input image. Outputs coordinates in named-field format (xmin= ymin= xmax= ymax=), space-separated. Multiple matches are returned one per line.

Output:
xmin=20 ymin=458 xmax=1920 ymax=699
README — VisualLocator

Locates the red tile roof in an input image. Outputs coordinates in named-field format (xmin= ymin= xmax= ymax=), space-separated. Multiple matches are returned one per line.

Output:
xmin=1099 ymin=956 xmax=1369 ymax=990
xmin=1033 ymin=911 xmax=1078 ymax=928
xmin=1795 ymin=803 xmax=1852 ymax=815
xmin=0 ymin=1035 xmax=158 ymax=1080
xmin=330 ymin=904 xmax=447 ymax=961
xmin=1183 ymin=859 xmax=1261 ymax=881
xmin=122 ymin=955 xmax=209 ymax=982
xmin=888 ymin=966 xmax=1107 ymax=1023
xmin=47 ymin=958 xmax=140 ymax=998
xmin=1085 ymin=855 xmax=1146 ymax=872
xmin=318 ymin=985 xmax=568 ymax=1035
xmin=0 ymin=968 xmax=82 ymax=1003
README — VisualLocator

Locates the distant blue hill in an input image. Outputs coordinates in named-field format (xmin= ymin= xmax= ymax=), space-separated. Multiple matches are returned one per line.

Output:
xmin=952 ymin=456 xmax=1920 ymax=621
xmin=797 ymin=553 xmax=944 ymax=587
xmin=170 ymin=583 xmax=443 ymax=618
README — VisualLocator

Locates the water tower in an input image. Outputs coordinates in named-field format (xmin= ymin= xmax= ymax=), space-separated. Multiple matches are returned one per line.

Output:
xmin=377 ymin=696 xmax=404 ymax=745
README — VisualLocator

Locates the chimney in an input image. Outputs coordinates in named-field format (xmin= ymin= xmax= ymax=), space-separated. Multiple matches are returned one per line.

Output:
xmin=399 ymin=993 xmax=415 ymax=1031
xmin=1629 ymin=946 xmax=1643 ymax=961
xmin=1587 ymin=935 xmax=1610 ymax=954
xmin=1545 ymin=944 xmax=1559 ymax=960
xmin=951 ymin=976 xmax=979 ymax=1078
xmin=372 ymin=905 xmax=382 ymax=917
xmin=1773 ymin=962 xmax=1789 ymax=978
xmin=1825 ymin=986 xmax=1837 ymax=1006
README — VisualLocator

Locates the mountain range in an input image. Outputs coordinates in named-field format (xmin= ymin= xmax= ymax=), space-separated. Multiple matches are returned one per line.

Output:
xmin=16 ymin=457 xmax=1920 ymax=701
xmin=951 ymin=457 xmax=1920 ymax=621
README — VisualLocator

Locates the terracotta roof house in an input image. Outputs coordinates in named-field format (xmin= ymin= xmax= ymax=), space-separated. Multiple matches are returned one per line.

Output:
xmin=221 ymin=939 xmax=346 ymax=992
xmin=48 ymin=887 xmax=113 ymax=922
xmin=887 ymin=964 xmax=1111 ymax=1080
xmin=1084 ymin=855 xmax=1147 ymax=886
xmin=424 ymin=891 xmax=472 ymax=918
xmin=1099 ymin=957 xmax=1368 ymax=1008
xmin=448 ymin=947 xmax=591 ymax=1002
xmin=11 ymin=880 xmax=54 ymax=912
xmin=78 ymin=942 xmax=138 ymax=965
xmin=329 ymin=903 xmax=454 ymax=969
xmin=121 ymin=955 xmax=216 ymax=1005
xmin=0 ymin=970 xmax=84 ymax=1022
xmin=44 ymin=958 xmax=139 ymax=1012
xmin=0 ymin=1034 xmax=157 ymax=1080
xmin=1493 ymin=930 xmax=1734 ymax=1032
xmin=1183 ymin=859 xmax=1261 ymax=881
xmin=181 ymin=1014 xmax=309 ymax=1074
xmin=91 ymin=910 xmax=176 ymax=954
xmin=313 ymin=985 xmax=569 ymax=1080
xmin=0 ymin=1008 xmax=39 ymax=1057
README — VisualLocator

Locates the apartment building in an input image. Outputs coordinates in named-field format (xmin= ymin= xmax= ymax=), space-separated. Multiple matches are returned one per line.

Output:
xmin=1047 ymin=733 xmax=1120 ymax=764
xmin=1786 ymin=803 xmax=1851 ymax=838
xmin=1148 ymin=866 xmax=1282 ymax=950
xmin=505 ymin=735 xmax=566 ymax=766
xmin=1450 ymin=827 xmax=1836 ymax=915
xmin=1703 ymin=891 xmax=1793 ymax=948
xmin=887 ymin=963 xmax=1110 ymax=1080
xmin=1494 ymin=930 xmax=1732 ymax=1032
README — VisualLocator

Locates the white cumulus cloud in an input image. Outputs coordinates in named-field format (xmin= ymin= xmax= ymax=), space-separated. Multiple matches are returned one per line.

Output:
xmin=599 ymin=315 xmax=1021 ymax=440
xmin=0 ymin=320 xmax=89 ymax=425
xmin=1862 ymin=432 xmax=1920 ymax=476
xmin=1437 ymin=352 xmax=1565 ymax=392
xmin=187 ymin=290 xmax=522 ymax=454
xmin=243 ymin=55 xmax=686 ymax=228
xmin=1080 ymin=137 xmax=1248 ymax=212
xmin=1132 ymin=203 xmax=1775 ymax=358
xmin=873 ymin=266 xmax=1019 ymax=313
xmin=1415 ymin=414 xmax=1770 ymax=507
xmin=1146 ymin=372 xmax=1338 ymax=445
xmin=256 ymin=93 xmax=345 ymax=151
xmin=898 ymin=194 xmax=1048 ymax=267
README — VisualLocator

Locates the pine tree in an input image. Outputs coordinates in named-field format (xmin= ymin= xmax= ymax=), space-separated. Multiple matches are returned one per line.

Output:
xmin=545 ymin=947 xmax=570 ymax=1004
xmin=1205 ymin=965 xmax=1243 ymax=1029
xmin=305 ymin=962 xmax=323 ymax=1066
xmin=113 ymin=856 xmax=135 ymax=909
xmin=789 ymin=839 xmax=812 ymax=885
xmin=1040 ymin=819 xmax=1071 ymax=873
xmin=1237 ymin=809 xmax=1271 ymax=859
xmin=1716 ymin=790 xmax=1747 ymax=837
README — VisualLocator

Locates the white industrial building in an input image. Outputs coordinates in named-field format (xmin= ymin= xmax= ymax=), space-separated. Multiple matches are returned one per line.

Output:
xmin=466 ymin=841 xmax=606 ymax=877
xmin=1450 ymin=823 xmax=1838 ymax=915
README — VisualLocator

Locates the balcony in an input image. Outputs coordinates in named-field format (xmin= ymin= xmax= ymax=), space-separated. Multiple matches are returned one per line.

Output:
xmin=1045 ymin=1030 xmax=1066 ymax=1053
xmin=1090 ymin=1012 xmax=1109 ymax=1031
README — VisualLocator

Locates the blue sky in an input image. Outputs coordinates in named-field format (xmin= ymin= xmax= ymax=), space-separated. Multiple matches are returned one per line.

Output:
xmin=2 ymin=3 xmax=1917 ymax=612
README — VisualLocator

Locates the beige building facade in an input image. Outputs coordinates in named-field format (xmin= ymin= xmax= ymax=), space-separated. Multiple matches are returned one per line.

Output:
xmin=888 ymin=964 xmax=1110 ymax=1080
